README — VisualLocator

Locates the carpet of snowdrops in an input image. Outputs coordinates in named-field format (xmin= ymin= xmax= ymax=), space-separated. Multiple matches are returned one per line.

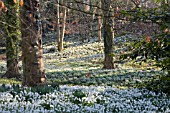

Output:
xmin=0 ymin=35 xmax=170 ymax=112
xmin=0 ymin=84 xmax=170 ymax=113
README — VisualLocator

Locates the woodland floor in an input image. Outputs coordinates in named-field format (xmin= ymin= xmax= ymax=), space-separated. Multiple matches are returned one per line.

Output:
xmin=43 ymin=33 xmax=167 ymax=89
xmin=0 ymin=33 xmax=169 ymax=112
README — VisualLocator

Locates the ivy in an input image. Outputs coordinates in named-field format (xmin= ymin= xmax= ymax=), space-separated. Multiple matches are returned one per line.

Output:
xmin=120 ymin=3 xmax=170 ymax=75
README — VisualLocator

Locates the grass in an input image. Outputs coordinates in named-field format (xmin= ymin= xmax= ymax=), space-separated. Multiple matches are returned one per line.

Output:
xmin=0 ymin=78 xmax=21 ymax=84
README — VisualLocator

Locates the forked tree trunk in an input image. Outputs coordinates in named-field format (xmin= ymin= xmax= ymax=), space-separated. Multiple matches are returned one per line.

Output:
xmin=101 ymin=0 xmax=114 ymax=69
xmin=3 ymin=0 xmax=21 ymax=79
xmin=21 ymin=0 xmax=46 ymax=86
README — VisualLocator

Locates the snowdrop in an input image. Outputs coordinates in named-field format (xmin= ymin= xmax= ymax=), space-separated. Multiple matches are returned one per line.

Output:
xmin=0 ymin=86 xmax=169 ymax=112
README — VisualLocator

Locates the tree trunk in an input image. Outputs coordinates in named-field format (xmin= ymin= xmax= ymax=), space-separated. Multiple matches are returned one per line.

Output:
xmin=98 ymin=16 xmax=102 ymax=42
xmin=3 ymin=0 xmax=21 ymax=79
xmin=57 ymin=0 xmax=66 ymax=52
xmin=101 ymin=0 xmax=114 ymax=69
xmin=56 ymin=0 xmax=60 ymax=49
xmin=97 ymin=0 xmax=102 ymax=42
xmin=21 ymin=0 xmax=46 ymax=86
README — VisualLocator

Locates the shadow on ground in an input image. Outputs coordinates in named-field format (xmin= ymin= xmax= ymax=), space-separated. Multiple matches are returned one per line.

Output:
xmin=46 ymin=68 xmax=163 ymax=88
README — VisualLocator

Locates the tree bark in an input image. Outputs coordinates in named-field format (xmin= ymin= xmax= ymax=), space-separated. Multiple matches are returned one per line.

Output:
xmin=98 ymin=16 xmax=102 ymax=42
xmin=101 ymin=0 xmax=114 ymax=69
xmin=56 ymin=0 xmax=60 ymax=47
xmin=21 ymin=0 xmax=46 ymax=86
xmin=57 ymin=0 xmax=66 ymax=52
xmin=3 ymin=0 xmax=21 ymax=79
xmin=97 ymin=0 xmax=102 ymax=42
xmin=84 ymin=0 xmax=90 ymax=12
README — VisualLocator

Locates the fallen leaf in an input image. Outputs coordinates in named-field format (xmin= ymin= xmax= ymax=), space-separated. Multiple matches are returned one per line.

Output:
xmin=0 ymin=1 xmax=5 ymax=9
xmin=86 ymin=72 xmax=90 ymax=78
xmin=145 ymin=36 xmax=151 ymax=43
xmin=20 ymin=0 xmax=24 ymax=7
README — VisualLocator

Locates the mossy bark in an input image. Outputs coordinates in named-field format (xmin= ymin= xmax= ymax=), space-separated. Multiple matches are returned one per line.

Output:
xmin=21 ymin=0 xmax=46 ymax=86
xmin=101 ymin=0 xmax=114 ymax=69
xmin=3 ymin=0 xmax=21 ymax=79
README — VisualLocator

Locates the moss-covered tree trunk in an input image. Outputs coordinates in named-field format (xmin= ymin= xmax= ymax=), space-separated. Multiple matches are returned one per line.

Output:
xmin=2 ymin=0 xmax=21 ymax=79
xmin=21 ymin=0 xmax=46 ymax=86
xmin=101 ymin=0 xmax=114 ymax=69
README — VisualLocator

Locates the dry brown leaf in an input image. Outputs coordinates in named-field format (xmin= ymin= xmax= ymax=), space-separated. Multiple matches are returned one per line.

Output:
xmin=20 ymin=0 xmax=24 ymax=7
xmin=145 ymin=36 xmax=151 ymax=43
xmin=0 ymin=1 xmax=5 ymax=9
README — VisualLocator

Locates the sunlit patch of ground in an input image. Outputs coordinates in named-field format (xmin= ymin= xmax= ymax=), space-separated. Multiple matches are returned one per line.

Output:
xmin=0 ymin=34 xmax=169 ymax=112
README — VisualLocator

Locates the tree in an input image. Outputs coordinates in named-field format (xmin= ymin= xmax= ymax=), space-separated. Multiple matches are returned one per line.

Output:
xmin=20 ymin=0 xmax=46 ymax=86
xmin=97 ymin=0 xmax=102 ymax=42
xmin=101 ymin=0 xmax=114 ymax=69
xmin=2 ymin=0 xmax=21 ymax=79
xmin=56 ymin=0 xmax=67 ymax=52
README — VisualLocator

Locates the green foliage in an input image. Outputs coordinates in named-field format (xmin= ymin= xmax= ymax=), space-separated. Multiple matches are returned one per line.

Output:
xmin=73 ymin=90 xmax=86 ymax=99
xmin=40 ymin=103 xmax=53 ymax=110
xmin=3 ymin=84 xmax=59 ymax=97
xmin=0 ymin=84 xmax=10 ymax=92
xmin=70 ymin=90 xmax=95 ymax=106
xmin=70 ymin=90 xmax=86 ymax=104
xmin=121 ymin=3 xmax=170 ymax=75
xmin=96 ymin=98 xmax=105 ymax=104
xmin=151 ymin=0 xmax=162 ymax=3
xmin=30 ymin=85 xmax=59 ymax=95
xmin=145 ymin=76 xmax=170 ymax=95
xmin=9 ymin=84 xmax=22 ymax=97
xmin=82 ymin=101 xmax=94 ymax=106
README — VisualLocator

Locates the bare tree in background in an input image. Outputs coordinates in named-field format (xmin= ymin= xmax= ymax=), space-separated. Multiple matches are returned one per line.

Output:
xmin=97 ymin=0 xmax=102 ymax=42
xmin=56 ymin=0 xmax=67 ymax=51
xmin=101 ymin=0 xmax=114 ymax=69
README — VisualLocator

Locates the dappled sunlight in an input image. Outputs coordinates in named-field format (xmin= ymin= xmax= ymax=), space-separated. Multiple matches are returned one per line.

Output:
xmin=0 ymin=30 xmax=169 ymax=112
xmin=0 ymin=0 xmax=170 ymax=112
